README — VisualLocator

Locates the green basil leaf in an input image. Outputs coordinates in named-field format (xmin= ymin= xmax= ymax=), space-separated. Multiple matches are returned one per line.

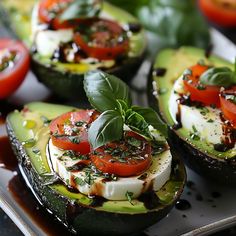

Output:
xmin=137 ymin=0 xmax=210 ymax=48
xmin=88 ymin=110 xmax=123 ymax=149
xmin=132 ymin=106 xmax=168 ymax=137
xmin=59 ymin=0 xmax=102 ymax=21
xmin=200 ymin=67 xmax=235 ymax=87
xmin=125 ymin=110 xmax=152 ymax=138
xmin=84 ymin=71 xmax=132 ymax=112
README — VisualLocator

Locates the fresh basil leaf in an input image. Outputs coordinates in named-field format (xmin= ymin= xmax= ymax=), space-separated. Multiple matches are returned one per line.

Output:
xmin=137 ymin=0 xmax=210 ymax=49
xmin=125 ymin=110 xmax=152 ymax=138
xmin=132 ymin=106 xmax=168 ymax=137
xmin=116 ymin=99 xmax=129 ymax=118
xmin=84 ymin=71 xmax=132 ymax=112
xmin=88 ymin=110 xmax=123 ymax=149
xmin=59 ymin=0 xmax=102 ymax=21
xmin=200 ymin=67 xmax=236 ymax=87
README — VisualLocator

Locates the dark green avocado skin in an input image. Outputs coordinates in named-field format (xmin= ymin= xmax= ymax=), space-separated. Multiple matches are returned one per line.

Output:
xmin=6 ymin=102 xmax=186 ymax=236
xmin=148 ymin=47 xmax=236 ymax=185
xmin=31 ymin=55 xmax=144 ymax=100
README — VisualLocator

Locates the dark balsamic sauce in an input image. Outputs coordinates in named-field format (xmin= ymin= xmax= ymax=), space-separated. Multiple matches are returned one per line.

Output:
xmin=213 ymin=112 xmax=236 ymax=152
xmin=137 ymin=191 xmax=160 ymax=210
xmin=175 ymin=199 xmax=191 ymax=210
xmin=0 ymin=129 xmax=71 ymax=235
xmin=195 ymin=193 xmax=203 ymax=201
xmin=205 ymin=44 xmax=213 ymax=58
xmin=127 ymin=23 xmax=142 ymax=33
xmin=8 ymin=175 xmax=71 ymax=236
xmin=153 ymin=68 xmax=167 ymax=77
xmin=0 ymin=136 xmax=18 ymax=171
xmin=211 ymin=192 xmax=221 ymax=198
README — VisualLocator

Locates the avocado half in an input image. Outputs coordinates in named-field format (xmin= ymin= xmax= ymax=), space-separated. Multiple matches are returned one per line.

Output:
xmin=148 ymin=46 xmax=236 ymax=184
xmin=0 ymin=0 xmax=147 ymax=99
xmin=7 ymin=102 xmax=185 ymax=236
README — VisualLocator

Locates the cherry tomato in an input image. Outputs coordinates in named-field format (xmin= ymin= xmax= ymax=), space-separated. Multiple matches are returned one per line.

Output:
xmin=199 ymin=0 xmax=236 ymax=27
xmin=0 ymin=38 xmax=30 ymax=99
xmin=90 ymin=131 xmax=152 ymax=177
xmin=183 ymin=64 xmax=221 ymax=107
xmin=73 ymin=18 xmax=129 ymax=60
xmin=50 ymin=110 xmax=98 ymax=154
xmin=38 ymin=0 xmax=72 ymax=24
xmin=220 ymin=86 xmax=236 ymax=126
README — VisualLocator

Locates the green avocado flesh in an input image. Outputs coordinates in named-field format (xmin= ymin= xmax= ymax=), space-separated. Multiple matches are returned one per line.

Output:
xmin=151 ymin=46 xmax=234 ymax=160
xmin=7 ymin=102 xmax=185 ymax=235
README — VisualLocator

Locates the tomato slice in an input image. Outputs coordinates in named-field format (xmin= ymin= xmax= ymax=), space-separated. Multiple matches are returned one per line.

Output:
xmin=0 ymin=38 xmax=30 ymax=99
xmin=38 ymin=0 xmax=72 ymax=24
xmin=183 ymin=64 xmax=221 ymax=107
xmin=199 ymin=0 xmax=236 ymax=27
xmin=50 ymin=110 xmax=98 ymax=154
xmin=220 ymin=86 xmax=236 ymax=126
xmin=73 ymin=18 xmax=129 ymax=60
xmin=90 ymin=131 xmax=152 ymax=177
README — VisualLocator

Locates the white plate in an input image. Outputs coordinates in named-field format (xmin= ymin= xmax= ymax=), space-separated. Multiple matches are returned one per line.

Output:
xmin=0 ymin=28 xmax=236 ymax=236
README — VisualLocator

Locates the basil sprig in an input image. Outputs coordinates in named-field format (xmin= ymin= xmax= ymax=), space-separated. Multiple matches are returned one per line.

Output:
xmin=200 ymin=60 xmax=236 ymax=88
xmin=84 ymin=71 xmax=167 ymax=149
xmin=59 ymin=0 xmax=102 ymax=21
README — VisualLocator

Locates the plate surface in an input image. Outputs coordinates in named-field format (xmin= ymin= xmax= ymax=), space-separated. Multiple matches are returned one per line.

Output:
xmin=0 ymin=28 xmax=236 ymax=236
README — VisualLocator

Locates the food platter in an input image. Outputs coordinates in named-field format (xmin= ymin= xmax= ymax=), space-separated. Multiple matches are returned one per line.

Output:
xmin=0 ymin=25 xmax=236 ymax=236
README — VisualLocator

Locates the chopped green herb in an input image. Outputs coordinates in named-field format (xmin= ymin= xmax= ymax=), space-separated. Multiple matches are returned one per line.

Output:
xmin=66 ymin=179 xmax=70 ymax=185
xmin=196 ymin=84 xmax=206 ymax=90
xmin=127 ymin=137 xmax=141 ymax=148
xmin=207 ymin=119 xmax=214 ymax=123
xmin=32 ymin=147 xmax=40 ymax=154
xmin=75 ymin=121 xmax=86 ymax=127
xmin=125 ymin=191 xmax=134 ymax=205
xmin=200 ymin=107 xmax=209 ymax=116
xmin=40 ymin=116 xmax=51 ymax=126
xmin=225 ymin=94 xmax=236 ymax=104
xmin=183 ymin=68 xmax=192 ymax=76
xmin=68 ymin=136 xmax=80 ymax=144
xmin=190 ymin=125 xmax=200 ymax=141
xmin=75 ymin=177 xmax=86 ymax=186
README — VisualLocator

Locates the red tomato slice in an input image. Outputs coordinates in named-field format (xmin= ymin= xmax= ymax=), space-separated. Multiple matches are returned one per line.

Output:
xmin=220 ymin=86 xmax=236 ymax=126
xmin=90 ymin=131 xmax=152 ymax=177
xmin=38 ymin=0 xmax=72 ymax=24
xmin=50 ymin=110 xmax=97 ymax=154
xmin=73 ymin=19 xmax=129 ymax=60
xmin=183 ymin=64 xmax=221 ymax=107
xmin=199 ymin=0 xmax=236 ymax=27
xmin=0 ymin=38 xmax=30 ymax=99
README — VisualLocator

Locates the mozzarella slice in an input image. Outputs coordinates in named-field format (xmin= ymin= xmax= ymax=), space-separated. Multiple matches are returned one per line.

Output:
xmin=35 ymin=30 xmax=73 ymax=57
xmin=47 ymin=139 xmax=172 ymax=200
xmin=169 ymin=75 xmax=234 ymax=146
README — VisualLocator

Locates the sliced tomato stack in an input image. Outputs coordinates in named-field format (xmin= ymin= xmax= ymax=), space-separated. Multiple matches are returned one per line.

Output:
xmin=183 ymin=63 xmax=236 ymax=127
xmin=0 ymin=38 xmax=30 ymax=99
xmin=38 ymin=0 xmax=129 ymax=60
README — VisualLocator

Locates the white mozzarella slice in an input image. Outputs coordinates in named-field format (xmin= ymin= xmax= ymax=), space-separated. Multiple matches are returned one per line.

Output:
xmin=35 ymin=30 xmax=73 ymax=57
xmin=47 ymin=139 xmax=172 ymax=200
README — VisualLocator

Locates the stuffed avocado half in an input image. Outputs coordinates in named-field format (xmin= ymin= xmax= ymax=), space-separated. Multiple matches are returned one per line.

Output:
xmin=7 ymin=71 xmax=185 ymax=236
xmin=1 ymin=0 xmax=146 ymax=99
xmin=149 ymin=46 xmax=236 ymax=184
